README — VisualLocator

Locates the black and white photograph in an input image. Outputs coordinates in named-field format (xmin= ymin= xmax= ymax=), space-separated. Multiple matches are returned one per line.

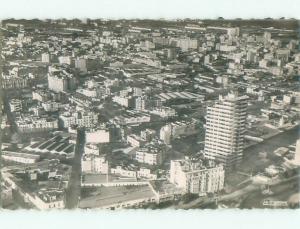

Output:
xmin=0 ymin=0 xmax=299 ymax=228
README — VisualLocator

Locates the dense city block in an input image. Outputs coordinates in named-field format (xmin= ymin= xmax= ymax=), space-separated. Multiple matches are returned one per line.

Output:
xmin=0 ymin=19 xmax=299 ymax=209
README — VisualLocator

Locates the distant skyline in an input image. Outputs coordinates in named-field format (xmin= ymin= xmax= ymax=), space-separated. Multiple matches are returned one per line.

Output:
xmin=0 ymin=1 xmax=300 ymax=227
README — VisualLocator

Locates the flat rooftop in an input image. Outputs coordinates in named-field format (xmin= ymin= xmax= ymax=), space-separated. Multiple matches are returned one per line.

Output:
xmin=79 ymin=185 xmax=155 ymax=209
xmin=82 ymin=174 xmax=137 ymax=185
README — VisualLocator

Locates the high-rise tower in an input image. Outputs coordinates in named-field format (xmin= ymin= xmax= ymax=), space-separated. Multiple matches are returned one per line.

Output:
xmin=204 ymin=92 xmax=248 ymax=168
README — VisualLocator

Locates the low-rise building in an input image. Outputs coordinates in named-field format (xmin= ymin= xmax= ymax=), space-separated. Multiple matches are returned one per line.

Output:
xmin=85 ymin=127 xmax=110 ymax=144
xmin=24 ymin=134 xmax=75 ymax=158
xmin=84 ymin=143 xmax=101 ymax=155
xmin=111 ymin=166 xmax=137 ymax=178
xmin=25 ymin=190 xmax=65 ymax=210
xmin=42 ymin=101 xmax=62 ymax=112
xmin=1 ymin=76 xmax=29 ymax=89
xmin=137 ymin=168 xmax=157 ymax=180
xmin=135 ymin=148 xmax=162 ymax=165
xmin=32 ymin=89 xmax=51 ymax=102
xmin=160 ymin=120 xmax=199 ymax=144
xmin=82 ymin=154 xmax=109 ymax=174
xmin=9 ymin=99 xmax=22 ymax=112
xmin=127 ymin=134 xmax=144 ymax=147
xmin=2 ymin=151 xmax=40 ymax=164
xmin=16 ymin=116 xmax=58 ymax=133
xmin=140 ymin=129 xmax=156 ymax=142
xmin=59 ymin=110 xmax=98 ymax=128
xmin=149 ymin=107 xmax=176 ymax=118
xmin=114 ymin=111 xmax=151 ymax=125
xmin=112 ymin=96 xmax=134 ymax=108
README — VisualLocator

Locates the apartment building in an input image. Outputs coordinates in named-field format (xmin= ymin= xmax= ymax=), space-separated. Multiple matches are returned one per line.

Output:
xmin=59 ymin=110 xmax=98 ymax=128
xmin=135 ymin=148 xmax=162 ymax=165
xmin=204 ymin=92 xmax=248 ymax=168
xmin=170 ymin=157 xmax=225 ymax=194
xmin=16 ymin=116 xmax=58 ymax=133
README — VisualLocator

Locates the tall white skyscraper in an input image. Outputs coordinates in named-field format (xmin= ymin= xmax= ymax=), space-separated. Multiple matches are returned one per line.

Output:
xmin=204 ymin=92 xmax=248 ymax=168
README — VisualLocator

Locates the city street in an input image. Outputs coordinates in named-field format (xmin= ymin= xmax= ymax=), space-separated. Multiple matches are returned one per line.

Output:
xmin=1 ymin=17 xmax=299 ymax=211
xmin=65 ymin=129 xmax=85 ymax=209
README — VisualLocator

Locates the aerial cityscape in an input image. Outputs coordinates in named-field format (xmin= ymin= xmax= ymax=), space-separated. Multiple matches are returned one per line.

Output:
xmin=0 ymin=18 xmax=299 ymax=210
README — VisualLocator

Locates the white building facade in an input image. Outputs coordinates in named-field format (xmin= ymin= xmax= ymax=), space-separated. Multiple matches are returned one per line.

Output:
xmin=81 ymin=155 xmax=109 ymax=174
xmin=170 ymin=158 xmax=225 ymax=194
xmin=204 ymin=93 xmax=248 ymax=168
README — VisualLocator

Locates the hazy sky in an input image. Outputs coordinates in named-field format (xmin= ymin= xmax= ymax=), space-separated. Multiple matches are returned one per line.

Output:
xmin=0 ymin=0 xmax=299 ymax=19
